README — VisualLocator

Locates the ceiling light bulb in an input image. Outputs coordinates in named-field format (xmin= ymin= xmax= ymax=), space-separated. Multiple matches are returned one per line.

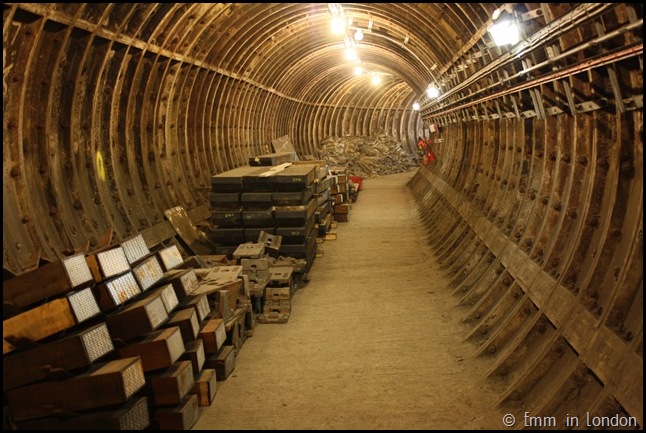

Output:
xmin=331 ymin=17 xmax=345 ymax=34
xmin=354 ymin=29 xmax=364 ymax=41
xmin=426 ymin=86 xmax=439 ymax=98
xmin=412 ymin=102 xmax=420 ymax=111
xmin=354 ymin=66 xmax=363 ymax=75
xmin=371 ymin=75 xmax=381 ymax=86
xmin=489 ymin=13 xmax=520 ymax=46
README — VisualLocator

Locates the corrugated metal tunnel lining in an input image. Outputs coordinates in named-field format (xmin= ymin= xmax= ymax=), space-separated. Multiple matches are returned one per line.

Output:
xmin=2 ymin=2 xmax=643 ymax=429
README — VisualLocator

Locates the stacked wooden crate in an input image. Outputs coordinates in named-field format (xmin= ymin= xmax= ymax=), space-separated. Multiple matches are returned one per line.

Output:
xmin=330 ymin=166 xmax=351 ymax=222
xmin=3 ymin=236 xmax=154 ymax=430
xmin=2 ymin=233 xmax=250 ymax=430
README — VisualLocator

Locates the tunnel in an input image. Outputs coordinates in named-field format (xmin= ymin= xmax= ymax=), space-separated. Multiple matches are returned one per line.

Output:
xmin=2 ymin=3 xmax=643 ymax=430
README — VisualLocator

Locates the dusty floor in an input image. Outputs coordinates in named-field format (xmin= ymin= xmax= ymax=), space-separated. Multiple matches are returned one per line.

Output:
xmin=193 ymin=170 xmax=506 ymax=430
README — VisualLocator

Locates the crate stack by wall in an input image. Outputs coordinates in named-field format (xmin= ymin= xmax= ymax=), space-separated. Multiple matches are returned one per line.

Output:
xmin=209 ymin=154 xmax=320 ymax=270
xmin=209 ymin=153 xmax=320 ymax=323
xmin=329 ymin=166 xmax=351 ymax=222
xmin=3 ymin=235 xmax=240 ymax=430
xmin=311 ymin=162 xmax=336 ymax=238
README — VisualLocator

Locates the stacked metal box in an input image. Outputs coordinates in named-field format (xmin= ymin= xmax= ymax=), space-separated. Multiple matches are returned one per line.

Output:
xmin=330 ymin=166 xmax=351 ymax=222
xmin=209 ymin=158 xmax=320 ymax=273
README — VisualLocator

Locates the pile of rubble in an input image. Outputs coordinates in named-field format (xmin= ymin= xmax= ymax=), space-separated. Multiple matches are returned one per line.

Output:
xmin=319 ymin=132 xmax=418 ymax=178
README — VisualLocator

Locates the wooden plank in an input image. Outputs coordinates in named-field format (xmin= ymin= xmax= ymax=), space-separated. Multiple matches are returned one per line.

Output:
xmin=120 ymin=234 xmax=151 ymax=265
xmin=192 ymin=368 xmax=217 ymax=406
xmin=180 ymin=339 xmax=205 ymax=378
xmin=13 ymin=396 xmax=150 ymax=430
xmin=160 ymin=268 xmax=199 ymax=301
xmin=140 ymin=221 xmax=177 ymax=250
xmin=3 ymin=288 xmax=100 ymax=354
xmin=85 ymin=246 xmax=131 ymax=283
xmin=204 ymin=345 xmax=235 ymax=381
xmin=157 ymin=245 xmax=185 ymax=272
xmin=106 ymin=291 xmax=169 ymax=343
xmin=198 ymin=318 xmax=227 ymax=354
xmin=132 ymin=255 xmax=165 ymax=292
xmin=153 ymin=394 xmax=199 ymax=430
xmin=148 ymin=360 xmax=195 ymax=406
xmin=3 ymin=253 xmax=93 ymax=314
xmin=118 ymin=327 xmax=185 ymax=373
xmin=164 ymin=206 xmax=214 ymax=256
xmin=160 ymin=308 xmax=200 ymax=344
xmin=178 ymin=293 xmax=212 ymax=322
xmin=3 ymin=322 xmax=114 ymax=391
xmin=93 ymin=271 xmax=142 ymax=312
xmin=6 ymin=357 xmax=146 ymax=422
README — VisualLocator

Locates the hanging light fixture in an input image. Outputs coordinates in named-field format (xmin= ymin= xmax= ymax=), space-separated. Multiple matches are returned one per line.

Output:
xmin=426 ymin=85 xmax=439 ymax=99
xmin=489 ymin=7 xmax=520 ymax=46
xmin=412 ymin=102 xmax=421 ymax=111
xmin=354 ymin=66 xmax=363 ymax=75
xmin=354 ymin=28 xmax=364 ymax=41
xmin=371 ymin=75 xmax=382 ymax=86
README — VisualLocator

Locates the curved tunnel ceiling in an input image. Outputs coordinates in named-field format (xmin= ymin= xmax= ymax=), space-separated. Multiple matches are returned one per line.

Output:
xmin=3 ymin=2 xmax=508 ymax=264
xmin=2 ymin=3 xmax=644 ymax=427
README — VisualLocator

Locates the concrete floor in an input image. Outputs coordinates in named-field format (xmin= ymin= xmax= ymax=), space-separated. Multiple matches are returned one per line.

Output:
xmin=193 ymin=170 xmax=506 ymax=430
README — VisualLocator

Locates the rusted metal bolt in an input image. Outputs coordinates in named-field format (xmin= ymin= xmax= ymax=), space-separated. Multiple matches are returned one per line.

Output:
xmin=541 ymin=197 xmax=549 ymax=205
xmin=10 ymin=167 xmax=20 ymax=177
xmin=561 ymin=154 xmax=571 ymax=163
xmin=588 ymin=216 xmax=599 ymax=228
xmin=578 ymin=156 xmax=588 ymax=165
xmin=549 ymin=152 xmax=557 ymax=161
xmin=535 ymin=150 xmax=543 ymax=158
xmin=568 ymin=209 xmax=577 ymax=219
xmin=516 ymin=147 xmax=522 ymax=153
xmin=553 ymin=203 xmax=561 ymax=211
xmin=620 ymin=160 xmax=634 ymax=177
xmin=524 ymin=239 xmax=532 ymax=247
xmin=73 ymin=201 xmax=82 ymax=210
xmin=529 ymin=192 xmax=536 ymax=200
xmin=488 ymin=345 xmax=497 ymax=354
xmin=21 ymin=216 xmax=29 ymax=223
xmin=503 ymin=278 xmax=512 ymax=286
xmin=611 ymin=228 xmax=622 ymax=237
